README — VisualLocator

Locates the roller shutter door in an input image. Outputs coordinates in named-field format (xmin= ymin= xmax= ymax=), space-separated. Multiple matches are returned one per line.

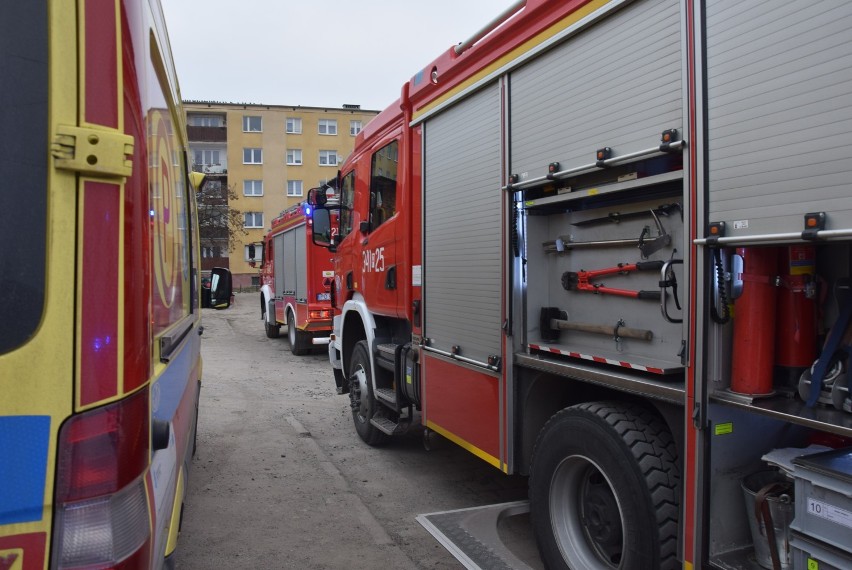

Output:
xmin=510 ymin=0 xmax=681 ymax=179
xmin=423 ymin=83 xmax=502 ymax=366
xmin=706 ymin=0 xmax=852 ymax=236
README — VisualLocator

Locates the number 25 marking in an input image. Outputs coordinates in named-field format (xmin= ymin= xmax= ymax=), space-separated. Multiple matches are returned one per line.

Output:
xmin=363 ymin=247 xmax=385 ymax=273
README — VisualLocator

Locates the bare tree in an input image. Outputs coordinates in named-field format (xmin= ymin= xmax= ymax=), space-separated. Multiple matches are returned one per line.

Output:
xmin=196 ymin=176 xmax=246 ymax=258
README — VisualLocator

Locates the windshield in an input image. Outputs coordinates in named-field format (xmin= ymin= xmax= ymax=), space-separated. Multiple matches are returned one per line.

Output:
xmin=0 ymin=3 xmax=48 ymax=354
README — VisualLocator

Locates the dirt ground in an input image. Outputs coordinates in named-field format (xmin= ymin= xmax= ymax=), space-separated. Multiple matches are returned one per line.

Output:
xmin=173 ymin=293 xmax=537 ymax=569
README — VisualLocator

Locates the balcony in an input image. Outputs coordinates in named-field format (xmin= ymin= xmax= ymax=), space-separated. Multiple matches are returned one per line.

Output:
xmin=187 ymin=125 xmax=227 ymax=143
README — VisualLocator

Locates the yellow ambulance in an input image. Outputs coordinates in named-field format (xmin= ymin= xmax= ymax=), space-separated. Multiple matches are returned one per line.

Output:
xmin=0 ymin=1 xmax=231 ymax=567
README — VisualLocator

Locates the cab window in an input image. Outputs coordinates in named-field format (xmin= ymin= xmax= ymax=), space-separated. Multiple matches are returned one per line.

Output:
xmin=339 ymin=170 xmax=356 ymax=239
xmin=369 ymin=140 xmax=398 ymax=230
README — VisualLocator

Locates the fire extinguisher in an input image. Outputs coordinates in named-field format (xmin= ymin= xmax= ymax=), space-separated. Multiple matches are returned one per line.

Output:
xmin=774 ymin=246 xmax=817 ymax=392
xmin=730 ymin=247 xmax=781 ymax=396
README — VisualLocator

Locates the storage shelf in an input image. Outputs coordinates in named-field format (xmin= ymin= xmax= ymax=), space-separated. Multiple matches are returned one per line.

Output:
xmin=522 ymin=170 xmax=683 ymax=209
xmin=708 ymin=547 xmax=765 ymax=570
xmin=515 ymin=352 xmax=685 ymax=405
xmin=711 ymin=390 xmax=852 ymax=438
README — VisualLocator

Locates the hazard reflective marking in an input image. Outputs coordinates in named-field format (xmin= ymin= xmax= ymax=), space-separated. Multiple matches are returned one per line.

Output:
xmin=527 ymin=344 xmax=666 ymax=375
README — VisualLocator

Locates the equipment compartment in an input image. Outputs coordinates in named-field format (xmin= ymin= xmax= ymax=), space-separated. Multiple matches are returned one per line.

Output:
xmin=524 ymin=193 xmax=686 ymax=376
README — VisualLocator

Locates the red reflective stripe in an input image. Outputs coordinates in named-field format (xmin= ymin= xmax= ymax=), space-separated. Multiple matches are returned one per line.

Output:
xmin=85 ymin=0 xmax=118 ymax=127
xmin=81 ymin=181 xmax=120 ymax=405
xmin=0 ymin=533 xmax=46 ymax=570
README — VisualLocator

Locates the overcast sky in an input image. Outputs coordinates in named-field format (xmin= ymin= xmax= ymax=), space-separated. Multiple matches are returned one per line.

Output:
xmin=162 ymin=0 xmax=512 ymax=112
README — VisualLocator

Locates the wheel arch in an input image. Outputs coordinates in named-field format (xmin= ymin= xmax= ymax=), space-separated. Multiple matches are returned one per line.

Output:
xmin=340 ymin=296 xmax=373 ymax=377
xmin=259 ymin=284 xmax=274 ymax=320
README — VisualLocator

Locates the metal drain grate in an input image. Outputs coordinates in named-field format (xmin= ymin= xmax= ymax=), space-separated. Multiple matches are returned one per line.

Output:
xmin=416 ymin=501 xmax=540 ymax=570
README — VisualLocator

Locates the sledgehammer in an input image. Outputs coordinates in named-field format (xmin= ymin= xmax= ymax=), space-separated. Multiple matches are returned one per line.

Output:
xmin=539 ymin=307 xmax=653 ymax=343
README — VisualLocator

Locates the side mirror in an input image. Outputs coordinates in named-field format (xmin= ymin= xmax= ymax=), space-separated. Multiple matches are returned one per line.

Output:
xmin=248 ymin=243 xmax=256 ymax=260
xmin=316 ymin=187 xmax=328 ymax=206
xmin=311 ymin=208 xmax=335 ymax=251
xmin=209 ymin=267 xmax=233 ymax=309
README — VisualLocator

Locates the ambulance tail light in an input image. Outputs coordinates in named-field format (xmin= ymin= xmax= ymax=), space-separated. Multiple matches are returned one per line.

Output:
xmin=52 ymin=388 xmax=152 ymax=569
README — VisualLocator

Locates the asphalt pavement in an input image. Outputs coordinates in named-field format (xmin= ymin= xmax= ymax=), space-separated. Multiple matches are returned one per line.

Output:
xmin=173 ymin=293 xmax=538 ymax=569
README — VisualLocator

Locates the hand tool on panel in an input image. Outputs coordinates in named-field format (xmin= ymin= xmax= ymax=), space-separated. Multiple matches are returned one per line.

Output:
xmin=561 ymin=260 xmax=664 ymax=300
xmin=544 ymin=209 xmax=671 ymax=258
xmin=539 ymin=307 xmax=654 ymax=343
xmin=570 ymin=202 xmax=682 ymax=227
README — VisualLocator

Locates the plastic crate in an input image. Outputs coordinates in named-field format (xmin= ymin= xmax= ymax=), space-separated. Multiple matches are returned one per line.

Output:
xmin=790 ymin=447 xmax=852 ymax=553
xmin=790 ymin=531 xmax=851 ymax=570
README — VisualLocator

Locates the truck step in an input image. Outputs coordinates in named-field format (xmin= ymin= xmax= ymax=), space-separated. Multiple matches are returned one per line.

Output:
xmin=376 ymin=343 xmax=398 ymax=357
xmin=370 ymin=416 xmax=408 ymax=436
xmin=374 ymin=388 xmax=397 ymax=405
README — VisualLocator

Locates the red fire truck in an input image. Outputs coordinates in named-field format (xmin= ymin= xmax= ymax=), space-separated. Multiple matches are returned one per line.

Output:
xmin=0 ymin=1 xmax=231 ymax=568
xmin=259 ymin=202 xmax=335 ymax=355
xmin=311 ymin=0 xmax=852 ymax=568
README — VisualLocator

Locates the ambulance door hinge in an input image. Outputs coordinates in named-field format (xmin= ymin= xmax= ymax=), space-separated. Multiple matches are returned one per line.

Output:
xmin=52 ymin=124 xmax=134 ymax=179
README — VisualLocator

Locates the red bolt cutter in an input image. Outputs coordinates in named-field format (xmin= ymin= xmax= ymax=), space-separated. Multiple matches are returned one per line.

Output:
xmin=562 ymin=260 xmax=664 ymax=299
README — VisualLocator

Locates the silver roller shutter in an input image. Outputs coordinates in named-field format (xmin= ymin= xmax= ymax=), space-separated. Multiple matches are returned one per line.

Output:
xmin=510 ymin=0 xmax=682 ymax=179
xmin=295 ymin=226 xmax=307 ymax=301
xmin=282 ymin=228 xmax=296 ymax=296
xmin=273 ymin=233 xmax=285 ymax=296
xmin=706 ymin=0 xmax=852 ymax=236
xmin=423 ymin=82 xmax=503 ymax=366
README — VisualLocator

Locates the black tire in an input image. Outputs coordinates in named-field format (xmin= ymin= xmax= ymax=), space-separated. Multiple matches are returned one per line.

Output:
xmin=264 ymin=300 xmax=280 ymax=338
xmin=287 ymin=309 xmax=310 ymax=355
xmin=348 ymin=340 xmax=391 ymax=446
xmin=529 ymin=401 xmax=680 ymax=570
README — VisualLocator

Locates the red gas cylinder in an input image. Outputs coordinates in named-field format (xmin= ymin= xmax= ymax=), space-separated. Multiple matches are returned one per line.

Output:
xmin=731 ymin=247 xmax=780 ymax=396
xmin=774 ymin=246 xmax=817 ymax=391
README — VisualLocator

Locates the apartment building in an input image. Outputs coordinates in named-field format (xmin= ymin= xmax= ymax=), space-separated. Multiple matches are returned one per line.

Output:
xmin=185 ymin=101 xmax=379 ymax=288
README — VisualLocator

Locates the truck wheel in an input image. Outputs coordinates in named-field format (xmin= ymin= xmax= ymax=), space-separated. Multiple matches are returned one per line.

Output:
xmin=348 ymin=340 xmax=391 ymax=446
xmin=264 ymin=300 xmax=280 ymax=339
xmin=287 ymin=309 xmax=310 ymax=355
xmin=529 ymin=401 xmax=680 ymax=570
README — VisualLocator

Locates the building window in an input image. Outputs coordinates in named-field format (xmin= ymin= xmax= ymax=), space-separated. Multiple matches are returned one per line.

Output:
xmin=287 ymin=180 xmax=303 ymax=197
xmin=194 ymin=149 xmax=220 ymax=166
xmin=243 ymin=180 xmax=263 ymax=196
xmin=350 ymin=120 xmax=362 ymax=136
xmin=189 ymin=114 xmax=224 ymax=127
xmin=319 ymin=150 xmax=338 ymax=166
xmin=318 ymin=119 xmax=337 ymax=135
xmin=245 ymin=245 xmax=263 ymax=262
xmin=286 ymin=117 xmax=302 ymax=134
xmin=244 ymin=212 xmax=264 ymax=228
xmin=287 ymin=149 xmax=303 ymax=165
xmin=243 ymin=148 xmax=262 ymax=164
xmin=242 ymin=115 xmax=262 ymax=132
xmin=202 ymin=246 xmax=223 ymax=258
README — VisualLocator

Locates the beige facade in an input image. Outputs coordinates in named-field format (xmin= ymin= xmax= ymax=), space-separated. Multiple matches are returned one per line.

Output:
xmin=185 ymin=101 xmax=379 ymax=288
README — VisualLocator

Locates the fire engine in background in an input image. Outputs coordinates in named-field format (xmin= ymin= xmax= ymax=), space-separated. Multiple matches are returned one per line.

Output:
xmin=311 ymin=0 xmax=852 ymax=568
xmin=259 ymin=201 xmax=334 ymax=355
xmin=0 ymin=2 xmax=231 ymax=568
